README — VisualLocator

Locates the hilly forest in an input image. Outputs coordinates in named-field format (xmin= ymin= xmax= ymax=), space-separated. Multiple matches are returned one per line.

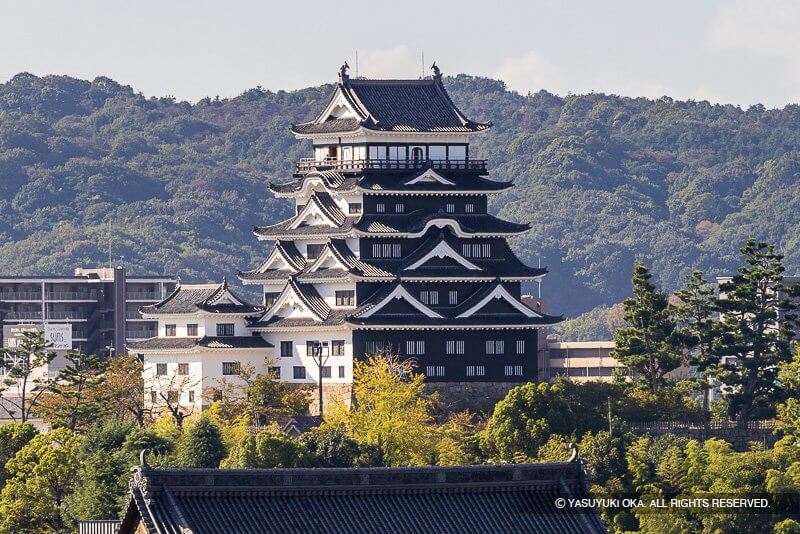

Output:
xmin=1 ymin=73 xmax=799 ymax=327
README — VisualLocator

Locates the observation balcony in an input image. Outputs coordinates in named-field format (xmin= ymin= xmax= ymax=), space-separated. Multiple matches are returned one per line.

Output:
xmin=45 ymin=290 xmax=99 ymax=301
xmin=295 ymin=157 xmax=487 ymax=173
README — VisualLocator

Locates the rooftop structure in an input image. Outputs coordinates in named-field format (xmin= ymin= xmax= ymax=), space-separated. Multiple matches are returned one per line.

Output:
xmin=119 ymin=461 xmax=605 ymax=534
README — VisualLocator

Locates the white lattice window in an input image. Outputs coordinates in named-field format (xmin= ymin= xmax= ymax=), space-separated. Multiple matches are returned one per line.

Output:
xmin=420 ymin=291 xmax=439 ymax=305
xmin=496 ymin=340 xmax=505 ymax=354
xmin=482 ymin=243 xmax=491 ymax=258
xmin=446 ymin=340 xmax=465 ymax=355
xmin=465 ymin=203 xmax=475 ymax=213
xmin=449 ymin=291 xmax=458 ymax=305
xmin=392 ymin=243 xmax=402 ymax=257
xmin=446 ymin=203 xmax=455 ymax=213
xmin=485 ymin=340 xmax=495 ymax=355
xmin=406 ymin=340 xmax=425 ymax=355
xmin=372 ymin=243 xmax=381 ymax=257
xmin=395 ymin=203 xmax=405 ymax=213
xmin=376 ymin=203 xmax=385 ymax=213
xmin=426 ymin=365 xmax=445 ymax=377
xmin=467 ymin=365 xmax=485 ymax=377
xmin=504 ymin=365 xmax=523 ymax=377
xmin=517 ymin=340 xmax=525 ymax=354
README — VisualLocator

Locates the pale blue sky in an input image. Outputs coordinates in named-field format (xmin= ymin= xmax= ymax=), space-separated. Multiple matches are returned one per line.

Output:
xmin=2 ymin=0 xmax=798 ymax=107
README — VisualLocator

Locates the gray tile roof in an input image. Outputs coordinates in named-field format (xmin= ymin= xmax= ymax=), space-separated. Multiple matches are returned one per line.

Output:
xmin=126 ymin=336 xmax=273 ymax=351
xmin=291 ymin=78 xmax=492 ymax=135
xmin=140 ymin=279 xmax=262 ymax=316
xmin=355 ymin=210 xmax=530 ymax=236
xmin=120 ymin=463 xmax=605 ymax=534
xmin=270 ymin=171 xmax=360 ymax=195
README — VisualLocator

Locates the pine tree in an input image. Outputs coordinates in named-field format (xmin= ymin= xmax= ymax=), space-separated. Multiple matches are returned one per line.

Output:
xmin=0 ymin=330 xmax=57 ymax=423
xmin=37 ymin=353 xmax=108 ymax=431
xmin=711 ymin=239 xmax=800 ymax=424
xmin=612 ymin=262 xmax=681 ymax=393
xmin=672 ymin=271 xmax=719 ymax=418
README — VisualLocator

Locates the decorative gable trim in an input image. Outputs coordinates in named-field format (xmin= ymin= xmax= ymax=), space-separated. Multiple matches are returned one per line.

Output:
xmin=457 ymin=284 xmax=542 ymax=319
xmin=306 ymin=244 xmax=349 ymax=272
xmin=258 ymin=280 xmax=324 ymax=322
xmin=317 ymin=86 xmax=366 ymax=123
xmin=405 ymin=240 xmax=482 ymax=271
xmin=255 ymin=246 xmax=301 ymax=274
xmin=289 ymin=200 xmax=339 ymax=230
xmin=404 ymin=168 xmax=456 ymax=186
xmin=357 ymin=285 xmax=443 ymax=319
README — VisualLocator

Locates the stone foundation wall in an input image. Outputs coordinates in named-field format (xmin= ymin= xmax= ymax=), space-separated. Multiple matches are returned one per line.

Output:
xmin=289 ymin=383 xmax=353 ymax=416
xmin=424 ymin=382 xmax=523 ymax=413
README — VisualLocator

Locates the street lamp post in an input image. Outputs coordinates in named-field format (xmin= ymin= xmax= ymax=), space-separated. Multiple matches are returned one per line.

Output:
xmin=311 ymin=341 xmax=330 ymax=416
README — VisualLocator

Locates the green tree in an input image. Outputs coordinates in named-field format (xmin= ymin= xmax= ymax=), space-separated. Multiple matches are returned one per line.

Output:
xmin=0 ymin=428 xmax=82 ymax=533
xmin=671 ymin=270 xmax=719 ymax=418
xmin=0 ymin=423 xmax=38 ymax=488
xmin=0 ymin=330 xmax=57 ymax=423
xmin=176 ymin=416 xmax=226 ymax=468
xmin=612 ymin=262 xmax=682 ymax=393
xmin=103 ymin=355 xmax=152 ymax=427
xmin=66 ymin=420 xmax=136 ymax=523
xmin=299 ymin=426 xmax=380 ymax=468
xmin=223 ymin=427 xmax=305 ymax=469
xmin=481 ymin=382 xmax=574 ymax=462
xmin=712 ymin=239 xmax=800 ymax=423
xmin=37 ymin=353 xmax=108 ymax=431
xmin=327 ymin=355 xmax=438 ymax=466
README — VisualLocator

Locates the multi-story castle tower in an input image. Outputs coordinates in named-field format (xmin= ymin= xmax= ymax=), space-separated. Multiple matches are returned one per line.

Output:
xmin=239 ymin=64 xmax=561 ymax=404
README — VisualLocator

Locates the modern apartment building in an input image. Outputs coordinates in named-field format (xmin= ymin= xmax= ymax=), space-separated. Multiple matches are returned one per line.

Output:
xmin=0 ymin=266 xmax=175 ymax=357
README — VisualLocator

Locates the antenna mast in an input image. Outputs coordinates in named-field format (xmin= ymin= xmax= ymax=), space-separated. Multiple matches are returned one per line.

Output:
xmin=108 ymin=219 xmax=112 ymax=268
xmin=421 ymin=51 xmax=425 ymax=78
xmin=355 ymin=51 xmax=359 ymax=78
xmin=537 ymin=254 xmax=542 ymax=298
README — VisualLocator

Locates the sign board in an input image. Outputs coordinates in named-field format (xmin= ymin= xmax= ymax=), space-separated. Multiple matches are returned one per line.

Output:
xmin=45 ymin=324 xmax=72 ymax=351
xmin=2 ymin=323 xmax=72 ymax=351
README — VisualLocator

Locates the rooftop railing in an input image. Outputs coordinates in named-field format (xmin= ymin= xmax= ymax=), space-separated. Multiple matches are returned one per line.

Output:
xmin=2 ymin=311 xmax=43 ymax=320
xmin=295 ymin=158 xmax=487 ymax=173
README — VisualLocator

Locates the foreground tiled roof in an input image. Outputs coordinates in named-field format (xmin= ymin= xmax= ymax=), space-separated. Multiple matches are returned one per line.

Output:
xmin=120 ymin=463 xmax=605 ymax=534
xmin=269 ymin=171 xmax=360 ymax=195
xmin=126 ymin=336 xmax=273 ymax=351
xmin=291 ymin=77 xmax=492 ymax=135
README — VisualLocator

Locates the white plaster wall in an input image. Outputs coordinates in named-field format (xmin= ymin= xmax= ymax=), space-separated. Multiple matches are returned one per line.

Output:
xmin=154 ymin=316 xmax=251 ymax=338
xmin=261 ymin=328 xmax=353 ymax=384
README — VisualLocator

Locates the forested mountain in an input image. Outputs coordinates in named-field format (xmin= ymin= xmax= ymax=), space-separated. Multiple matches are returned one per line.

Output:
xmin=1 ymin=73 xmax=799 ymax=316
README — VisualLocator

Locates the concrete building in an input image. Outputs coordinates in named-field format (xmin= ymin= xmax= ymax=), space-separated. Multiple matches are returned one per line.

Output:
xmin=0 ymin=267 xmax=175 ymax=357
xmin=546 ymin=340 xmax=625 ymax=382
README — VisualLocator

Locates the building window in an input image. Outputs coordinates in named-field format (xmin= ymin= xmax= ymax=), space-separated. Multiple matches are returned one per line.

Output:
xmin=332 ymin=340 xmax=345 ymax=356
xmin=165 ymin=324 xmax=176 ymax=337
xmin=446 ymin=203 xmax=455 ymax=213
xmin=365 ymin=340 xmax=388 ymax=354
xmin=177 ymin=363 xmax=189 ymax=375
xmin=504 ymin=365 xmax=523 ymax=377
xmin=372 ymin=242 xmax=401 ymax=258
xmin=188 ymin=390 xmax=195 ymax=403
xmin=222 ymin=362 xmax=240 ymax=375
xmin=425 ymin=366 xmax=445 ymax=377
xmin=395 ymin=203 xmax=405 ymax=213
xmin=216 ymin=323 xmax=235 ymax=337
xmin=269 ymin=366 xmax=281 ymax=378
xmin=349 ymin=203 xmax=362 ymax=214
xmin=187 ymin=324 xmax=198 ymax=337
xmin=462 ymin=243 xmax=491 ymax=258
xmin=156 ymin=363 xmax=167 ymax=376
xmin=406 ymin=340 xmax=425 ymax=355
xmin=150 ymin=391 xmax=157 ymax=403
xmin=293 ymin=366 xmax=306 ymax=379
xmin=420 ymin=290 xmax=438 ymax=305
xmin=167 ymin=390 xmax=179 ymax=404
xmin=466 ymin=365 xmax=485 ymax=377
xmin=296 ymin=204 xmax=305 ymax=215
xmin=449 ymin=291 xmax=458 ymax=305
xmin=517 ymin=340 xmax=525 ymax=354
xmin=376 ymin=203 xmax=386 ymax=213
xmin=411 ymin=146 xmax=424 ymax=160
xmin=264 ymin=292 xmax=280 ymax=308
xmin=321 ymin=366 xmax=332 ymax=378
xmin=280 ymin=341 xmax=293 ymax=357
xmin=335 ymin=290 xmax=355 ymax=307
xmin=446 ymin=340 xmax=465 ymax=355
xmin=339 ymin=365 xmax=345 ymax=378
xmin=486 ymin=340 xmax=505 ymax=355
xmin=465 ymin=203 xmax=475 ymax=213
xmin=306 ymin=243 xmax=325 ymax=260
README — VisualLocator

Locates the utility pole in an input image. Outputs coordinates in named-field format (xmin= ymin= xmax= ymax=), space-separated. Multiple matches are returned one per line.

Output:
xmin=311 ymin=341 xmax=330 ymax=416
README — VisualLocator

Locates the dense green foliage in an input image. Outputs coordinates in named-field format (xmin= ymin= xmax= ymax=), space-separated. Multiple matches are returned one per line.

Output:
xmin=3 ymin=73 xmax=800 ymax=313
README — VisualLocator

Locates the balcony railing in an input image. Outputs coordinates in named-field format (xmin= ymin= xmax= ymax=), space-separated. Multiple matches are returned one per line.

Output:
xmin=295 ymin=158 xmax=487 ymax=173
xmin=45 ymin=291 xmax=99 ymax=301
xmin=2 ymin=311 xmax=43 ymax=320
xmin=125 ymin=291 xmax=161 ymax=301
xmin=127 ymin=329 xmax=156 ymax=339
xmin=126 ymin=311 xmax=144 ymax=319
xmin=0 ymin=292 xmax=43 ymax=301
xmin=46 ymin=311 xmax=88 ymax=320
